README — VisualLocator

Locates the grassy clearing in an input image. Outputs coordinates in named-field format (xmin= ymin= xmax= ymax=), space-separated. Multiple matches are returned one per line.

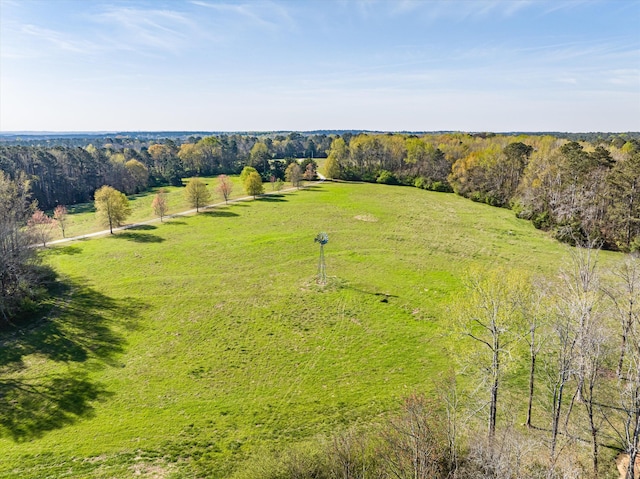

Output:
xmin=0 ymin=182 xmax=617 ymax=478
xmin=47 ymin=176 xmax=259 ymax=241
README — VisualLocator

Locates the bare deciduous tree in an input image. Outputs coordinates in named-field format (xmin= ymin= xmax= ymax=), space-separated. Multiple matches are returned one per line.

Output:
xmin=53 ymin=204 xmax=68 ymax=238
xmin=545 ymin=245 xmax=602 ymax=471
xmin=151 ymin=189 xmax=169 ymax=222
xmin=380 ymin=394 xmax=448 ymax=479
xmin=329 ymin=426 xmax=372 ymax=479
xmin=604 ymin=255 xmax=640 ymax=378
xmin=517 ymin=277 xmax=551 ymax=430
xmin=434 ymin=369 xmax=463 ymax=472
xmin=216 ymin=174 xmax=233 ymax=204
xmin=603 ymin=256 xmax=640 ymax=479
xmin=27 ymin=209 xmax=54 ymax=247
xmin=286 ymin=163 xmax=303 ymax=188
xmin=454 ymin=268 xmax=526 ymax=448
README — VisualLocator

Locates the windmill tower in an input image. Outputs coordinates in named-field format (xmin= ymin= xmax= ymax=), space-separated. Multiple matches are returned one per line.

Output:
xmin=314 ymin=232 xmax=329 ymax=285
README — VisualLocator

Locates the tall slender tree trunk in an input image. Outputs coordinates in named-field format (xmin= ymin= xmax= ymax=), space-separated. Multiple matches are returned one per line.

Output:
xmin=107 ymin=199 xmax=114 ymax=234
xmin=551 ymin=373 xmax=567 ymax=461
xmin=489 ymin=342 xmax=499 ymax=442
xmin=626 ymin=184 xmax=635 ymax=249
xmin=585 ymin=380 xmax=599 ymax=479
xmin=590 ymin=415 xmax=599 ymax=479
xmin=527 ymin=322 xmax=537 ymax=428
xmin=619 ymin=330 xmax=629 ymax=378
xmin=526 ymin=350 xmax=536 ymax=428
xmin=618 ymin=306 xmax=634 ymax=377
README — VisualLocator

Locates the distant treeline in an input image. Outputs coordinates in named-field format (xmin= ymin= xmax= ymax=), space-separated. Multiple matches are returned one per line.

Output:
xmin=1 ymin=130 xmax=638 ymax=147
xmin=325 ymin=132 xmax=640 ymax=251
xmin=0 ymin=132 xmax=331 ymax=208
xmin=1 ymin=131 xmax=639 ymax=251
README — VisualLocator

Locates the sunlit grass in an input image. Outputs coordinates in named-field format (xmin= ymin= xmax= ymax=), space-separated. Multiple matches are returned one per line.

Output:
xmin=1 ymin=181 xmax=617 ymax=478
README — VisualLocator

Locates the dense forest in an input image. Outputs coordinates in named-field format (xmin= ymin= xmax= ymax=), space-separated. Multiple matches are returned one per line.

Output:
xmin=0 ymin=132 xmax=331 ymax=208
xmin=1 ymin=131 xmax=639 ymax=251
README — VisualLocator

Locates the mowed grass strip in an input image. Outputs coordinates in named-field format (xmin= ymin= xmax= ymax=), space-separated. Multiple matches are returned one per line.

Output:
xmin=1 ymin=182 xmax=590 ymax=478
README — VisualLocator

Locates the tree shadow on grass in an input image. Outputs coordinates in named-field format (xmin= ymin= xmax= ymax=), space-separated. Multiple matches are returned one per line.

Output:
xmin=0 ymin=372 xmax=110 ymax=442
xmin=257 ymin=195 xmax=288 ymax=203
xmin=342 ymin=283 xmax=399 ymax=300
xmin=202 ymin=210 xmax=239 ymax=218
xmin=301 ymin=185 xmax=324 ymax=192
xmin=126 ymin=224 xmax=157 ymax=231
xmin=44 ymin=245 xmax=83 ymax=256
xmin=0 ymin=277 xmax=145 ymax=441
xmin=113 ymin=232 xmax=165 ymax=243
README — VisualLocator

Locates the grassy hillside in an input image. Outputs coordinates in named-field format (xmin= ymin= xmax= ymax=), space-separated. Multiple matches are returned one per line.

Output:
xmin=0 ymin=182 xmax=596 ymax=478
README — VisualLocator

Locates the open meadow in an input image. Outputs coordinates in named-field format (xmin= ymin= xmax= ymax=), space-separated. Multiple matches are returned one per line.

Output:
xmin=0 ymin=181 xmax=621 ymax=478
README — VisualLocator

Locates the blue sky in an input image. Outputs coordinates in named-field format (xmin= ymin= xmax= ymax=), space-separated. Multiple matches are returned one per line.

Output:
xmin=1 ymin=0 xmax=639 ymax=132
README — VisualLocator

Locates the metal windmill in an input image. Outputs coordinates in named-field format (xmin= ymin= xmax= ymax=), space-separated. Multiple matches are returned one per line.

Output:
xmin=314 ymin=232 xmax=329 ymax=285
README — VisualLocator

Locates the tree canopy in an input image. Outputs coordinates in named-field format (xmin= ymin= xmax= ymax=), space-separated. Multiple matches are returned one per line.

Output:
xmin=94 ymin=185 xmax=131 ymax=234
xmin=184 ymin=177 xmax=211 ymax=213
xmin=244 ymin=171 xmax=264 ymax=198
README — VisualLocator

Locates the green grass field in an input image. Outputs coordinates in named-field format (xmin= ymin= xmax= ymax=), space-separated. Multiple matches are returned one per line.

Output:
xmin=48 ymin=176 xmax=256 ymax=241
xmin=0 ymin=181 xmax=615 ymax=478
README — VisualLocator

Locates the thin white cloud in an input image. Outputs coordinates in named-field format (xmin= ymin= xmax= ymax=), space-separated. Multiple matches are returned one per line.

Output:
xmin=502 ymin=0 xmax=533 ymax=16
xmin=190 ymin=1 xmax=294 ymax=31
xmin=606 ymin=69 xmax=640 ymax=86
xmin=20 ymin=24 xmax=96 ymax=53
xmin=2 ymin=5 xmax=208 ymax=59
xmin=385 ymin=0 xmax=608 ymax=22
xmin=510 ymin=40 xmax=640 ymax=75
xmin=390 ymin=0 xmax=536 ymax=22
xmin=390 ymin=0 xmax=421 ymax=15
xmin=91 ymin=7 xmax=201 ymax=54
xmin=6 ymin=23 xmax=100 ymax=57
xmin=540 ymin=0 xmax=595 ymax=16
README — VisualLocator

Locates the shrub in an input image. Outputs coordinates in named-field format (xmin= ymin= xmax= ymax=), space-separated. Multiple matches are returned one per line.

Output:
xmin=430 ymin=181 xmax=453 ymax=193
xmin=340 ymin=168 xmax=362 ymax=181
xmin=376 ymin=170 xmax=398 ymax=185
xmin=396 ymin=174 xmax=415 ymax=186
xmin=531 ymin=211 xmax=550 ymax=230
xmin=232 ymin=442 xmax=330 ymax=479
xmin=361 ymin=171 xmax=378 ymax=183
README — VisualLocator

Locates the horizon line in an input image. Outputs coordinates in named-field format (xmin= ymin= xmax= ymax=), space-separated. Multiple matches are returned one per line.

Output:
xmin=2 ymin=129 xmax=639 ymax=136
